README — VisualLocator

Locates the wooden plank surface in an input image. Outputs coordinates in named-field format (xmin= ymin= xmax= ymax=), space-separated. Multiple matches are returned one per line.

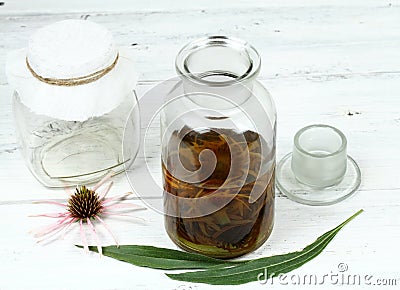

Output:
xmin=0 ymin=1 xmax=399 ymax=289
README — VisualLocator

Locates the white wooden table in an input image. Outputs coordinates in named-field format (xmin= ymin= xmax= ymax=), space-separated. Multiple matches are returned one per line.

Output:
xmin=1 ymin=1 xmax=400 ymax=289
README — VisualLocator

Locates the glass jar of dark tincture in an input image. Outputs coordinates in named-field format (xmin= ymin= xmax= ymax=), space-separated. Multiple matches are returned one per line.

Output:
xmin=161 ymin=36 xmax=276 ymax=258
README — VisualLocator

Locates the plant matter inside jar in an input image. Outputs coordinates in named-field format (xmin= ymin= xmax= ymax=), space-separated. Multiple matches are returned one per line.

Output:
xmin=163 ymin=127 xmax=275 ymax=258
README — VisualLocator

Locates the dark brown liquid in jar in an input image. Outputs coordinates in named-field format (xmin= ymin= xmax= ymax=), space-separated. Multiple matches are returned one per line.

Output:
xmin=163 ymin=127 xmax=275 ymax=258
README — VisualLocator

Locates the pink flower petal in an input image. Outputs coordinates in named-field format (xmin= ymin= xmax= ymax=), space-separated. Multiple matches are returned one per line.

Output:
xmin=87 ymin=218 xmax=102 ymax=257
xmin=92 ymin=172 xmax=113 ymax=191
xmin=102 ymin=203 xmax=145 ymax=211
xmin=32 ymin=216 xmax=72 ymax=238
xmin=80 ymin=219 xmax=89 ymax=254
xmin=29 ymin=213 xmax=69 ymax=218
xmin=37 ymin=218 xmax=76 ymax=243
xmin=32 ymin=201 xmax=67 ymax=207
xmin=102 ymin=192 xmax=133 ymax=204
xmin=100 ymin=212 xmax=146 ymax=222
xmin=99 ymin=181 xmax=114 ymax=199
xmin=95 ymin=216 xmax=119 ymax=247
xmin=63 ymin=184 xmax=75 ymax=196
xmin=60 ymin=218 xmax=78 ymax=240
xmin=34 ymin=218 xmax=74 ymax=242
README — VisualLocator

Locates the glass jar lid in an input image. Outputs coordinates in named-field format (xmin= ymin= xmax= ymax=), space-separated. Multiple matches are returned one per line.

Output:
xmin=276 ymin=124 xmax=361 ymax=205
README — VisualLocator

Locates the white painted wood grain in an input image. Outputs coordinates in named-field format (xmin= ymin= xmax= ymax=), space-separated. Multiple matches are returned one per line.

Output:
xmin=1 ymin=3 xmax=400 ymax=83
xmin=0 ymin=1 xmax=399 ymax=289
xmin=1 ymin=0 xmax=396 ymax=14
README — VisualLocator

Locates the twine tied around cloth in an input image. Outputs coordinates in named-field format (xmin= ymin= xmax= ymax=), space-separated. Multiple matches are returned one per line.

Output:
xmin=25 ymin=53 xmax=119 ymax=86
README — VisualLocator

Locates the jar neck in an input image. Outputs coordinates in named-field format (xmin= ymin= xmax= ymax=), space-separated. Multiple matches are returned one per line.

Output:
xmin=175 ymin=36 xmax=261 ymax=106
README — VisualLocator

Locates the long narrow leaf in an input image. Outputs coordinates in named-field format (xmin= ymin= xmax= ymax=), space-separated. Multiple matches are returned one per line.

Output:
xmin=79 ymin=244 xmax=242 ymax=270
xmin=78 ymin=210 xmax=362 ymax=284
xmin=166 ymin=209 xmax=363 ymax=284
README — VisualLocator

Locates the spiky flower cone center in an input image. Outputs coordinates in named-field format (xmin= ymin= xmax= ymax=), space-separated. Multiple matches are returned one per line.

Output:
xmin=68 ymin=186 xmax=102 ymax=219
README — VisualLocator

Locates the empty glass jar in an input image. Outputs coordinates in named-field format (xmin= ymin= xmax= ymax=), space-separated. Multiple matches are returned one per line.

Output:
xmin=6 ymin=20 xmax=140 ymax=187
xmin=161 ymin=36 xmax=277 ymax=258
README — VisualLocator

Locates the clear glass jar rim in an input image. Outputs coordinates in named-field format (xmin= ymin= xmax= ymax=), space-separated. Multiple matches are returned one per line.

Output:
xmin=294 ymin=124 xmax=347 ymax=158
xmin=175 ymin=36 xmax=261 ymax=87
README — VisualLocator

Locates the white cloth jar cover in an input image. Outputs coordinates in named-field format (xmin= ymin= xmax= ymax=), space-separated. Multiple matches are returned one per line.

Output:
xmin=6 ymin=19 xmax=138 ymax=121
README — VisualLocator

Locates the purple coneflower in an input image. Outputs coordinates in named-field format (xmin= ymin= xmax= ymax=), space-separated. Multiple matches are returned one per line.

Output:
xmin=31 ymin=173 xmax=146 ymax=255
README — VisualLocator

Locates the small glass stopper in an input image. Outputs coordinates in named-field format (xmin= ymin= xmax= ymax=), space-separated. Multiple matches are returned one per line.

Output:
xmin=276 ymin=124 xmax=361 ymax=205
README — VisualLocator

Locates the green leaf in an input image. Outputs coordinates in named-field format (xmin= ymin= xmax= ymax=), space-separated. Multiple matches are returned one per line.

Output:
xmin=78 ymin=244 xmax=242 ymax=270
xmin=77 ymin=210 xmax=362 ymax=285
xmin=166 ymin=209 xmax=363 ymax=285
